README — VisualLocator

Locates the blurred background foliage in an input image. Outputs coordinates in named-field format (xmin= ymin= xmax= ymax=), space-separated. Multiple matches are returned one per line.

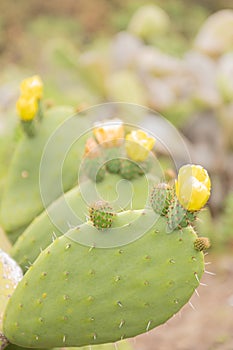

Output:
xmin=0 ymin=0 xmax=233 ymax=252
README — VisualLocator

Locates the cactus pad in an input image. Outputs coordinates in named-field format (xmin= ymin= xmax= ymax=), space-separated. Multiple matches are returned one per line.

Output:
xmin=4 ymin=210 xmax=204 ymax=348
xmin=0 ymin=106 xmax=90 ymax=237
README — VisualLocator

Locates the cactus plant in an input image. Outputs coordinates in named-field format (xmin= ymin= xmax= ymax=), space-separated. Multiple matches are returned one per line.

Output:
xmin=0 ymin=77 xmax=213 ymax=350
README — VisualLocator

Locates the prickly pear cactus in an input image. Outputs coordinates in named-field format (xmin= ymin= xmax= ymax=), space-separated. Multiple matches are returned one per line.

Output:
xmin=0 ymin=78 xmax=213 ymax=350
xmin=0 ymin=250 xmax=23 ymax=350
xmin=0 ymin=106 xmax=90 ymax=241
xmin=3 ymin=209 xmax=204 ymax=348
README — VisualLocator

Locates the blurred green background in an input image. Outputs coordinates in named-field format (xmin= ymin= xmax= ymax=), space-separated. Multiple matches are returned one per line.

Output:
xmin=0 ymin=1 xmax=233 ymax=348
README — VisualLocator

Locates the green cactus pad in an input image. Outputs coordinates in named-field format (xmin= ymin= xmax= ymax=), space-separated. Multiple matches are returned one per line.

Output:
xmin=0 ymin=250 xmax=23 ymax=349
xmin=6 ymin=339 xmax=133 ymax=350
xmin=0 ymin=106 xmax=90 ymax=236
xmin=11 ymin=173 xmax=151 ymax=272
xmin=4 ymin=210 xmax=204 ymax=348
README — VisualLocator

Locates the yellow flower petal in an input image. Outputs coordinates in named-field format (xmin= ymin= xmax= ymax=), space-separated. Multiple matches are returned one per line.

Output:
xmin=125 ymin=130 xmax=156 ymax=162
xmin=16 ymin=96 xmax=38 ymax=121
xmin=20 ymin=75 xmax=43 ymax=100
xmin=93 ymin=119 xmax=124 ymax=148
xmin=175 ymin=164 xmax=211 ymax=211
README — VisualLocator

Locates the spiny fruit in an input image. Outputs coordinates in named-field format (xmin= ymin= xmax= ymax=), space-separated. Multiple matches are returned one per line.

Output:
xmin=167 ymin=199 xmax=196 ymax=232
xmin=194 ymin=237 xmax=211 ymax=251
xmin=3 ymin=209 xmax=204 ymax=348
xmin=105 ymin=148 xmax=122 ymax=174
xmin=120 ymin=160 xmax=141 ymax=180
xmin=89 ymin=201 xmax=116 ymax=229
xmin=106 ymin=159 xmax=121 ymax=174
xmin=150 ymin=183 xmax=173 ymax=216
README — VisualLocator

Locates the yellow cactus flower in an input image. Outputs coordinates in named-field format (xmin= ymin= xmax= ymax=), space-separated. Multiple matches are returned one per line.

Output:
xmin=84 ymin=138 xmax=101 ymax=159
xmin=125 ymin=129 xmax=155 ymax=162
xmin=93 ymin=119 xmax=124 ymax=148
xmin=20 ymin=75 xmax=43 ymax=100
xmin=175 ymin=164 xmax=211 ymax=211
xmin=16 ymin=96 xmax=38 ymax=121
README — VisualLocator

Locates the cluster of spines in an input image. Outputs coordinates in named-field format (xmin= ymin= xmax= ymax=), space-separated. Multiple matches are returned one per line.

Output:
xmin=89 ymin=201 xmax=116 ymax=230
xmin=194 ymin=237 xmax=211 ymax=251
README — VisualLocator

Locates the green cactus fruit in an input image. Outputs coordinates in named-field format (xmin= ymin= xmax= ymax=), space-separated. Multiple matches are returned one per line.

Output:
xmin=167 ymin=199 xmax=197 ymax=231
xmin=106 ymin=159 xmax=121 ymax=174
xmin=194 ymin=237 xmax=211 ymax=251
xmin=150 ymin=183 xmax=174 ymax=216
xmin=0 ymin=106 xmax=90 ymax=239
xmin=0 ymin=250 xmax=23 ymax=350
xmin=120 ymin=160 xmax=141 ymax=180
xmin=85 ymin=158 xmax=106 ymax=183
xmin=89 ymin=201 xmax=116 ymax=230
xmin=4 ymin=209 xmax=204 ymax=348
xmin=105 ymin=148 xmax=122 ymax=174
xmin=12 ymin=173 xmax=152 ymax=272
